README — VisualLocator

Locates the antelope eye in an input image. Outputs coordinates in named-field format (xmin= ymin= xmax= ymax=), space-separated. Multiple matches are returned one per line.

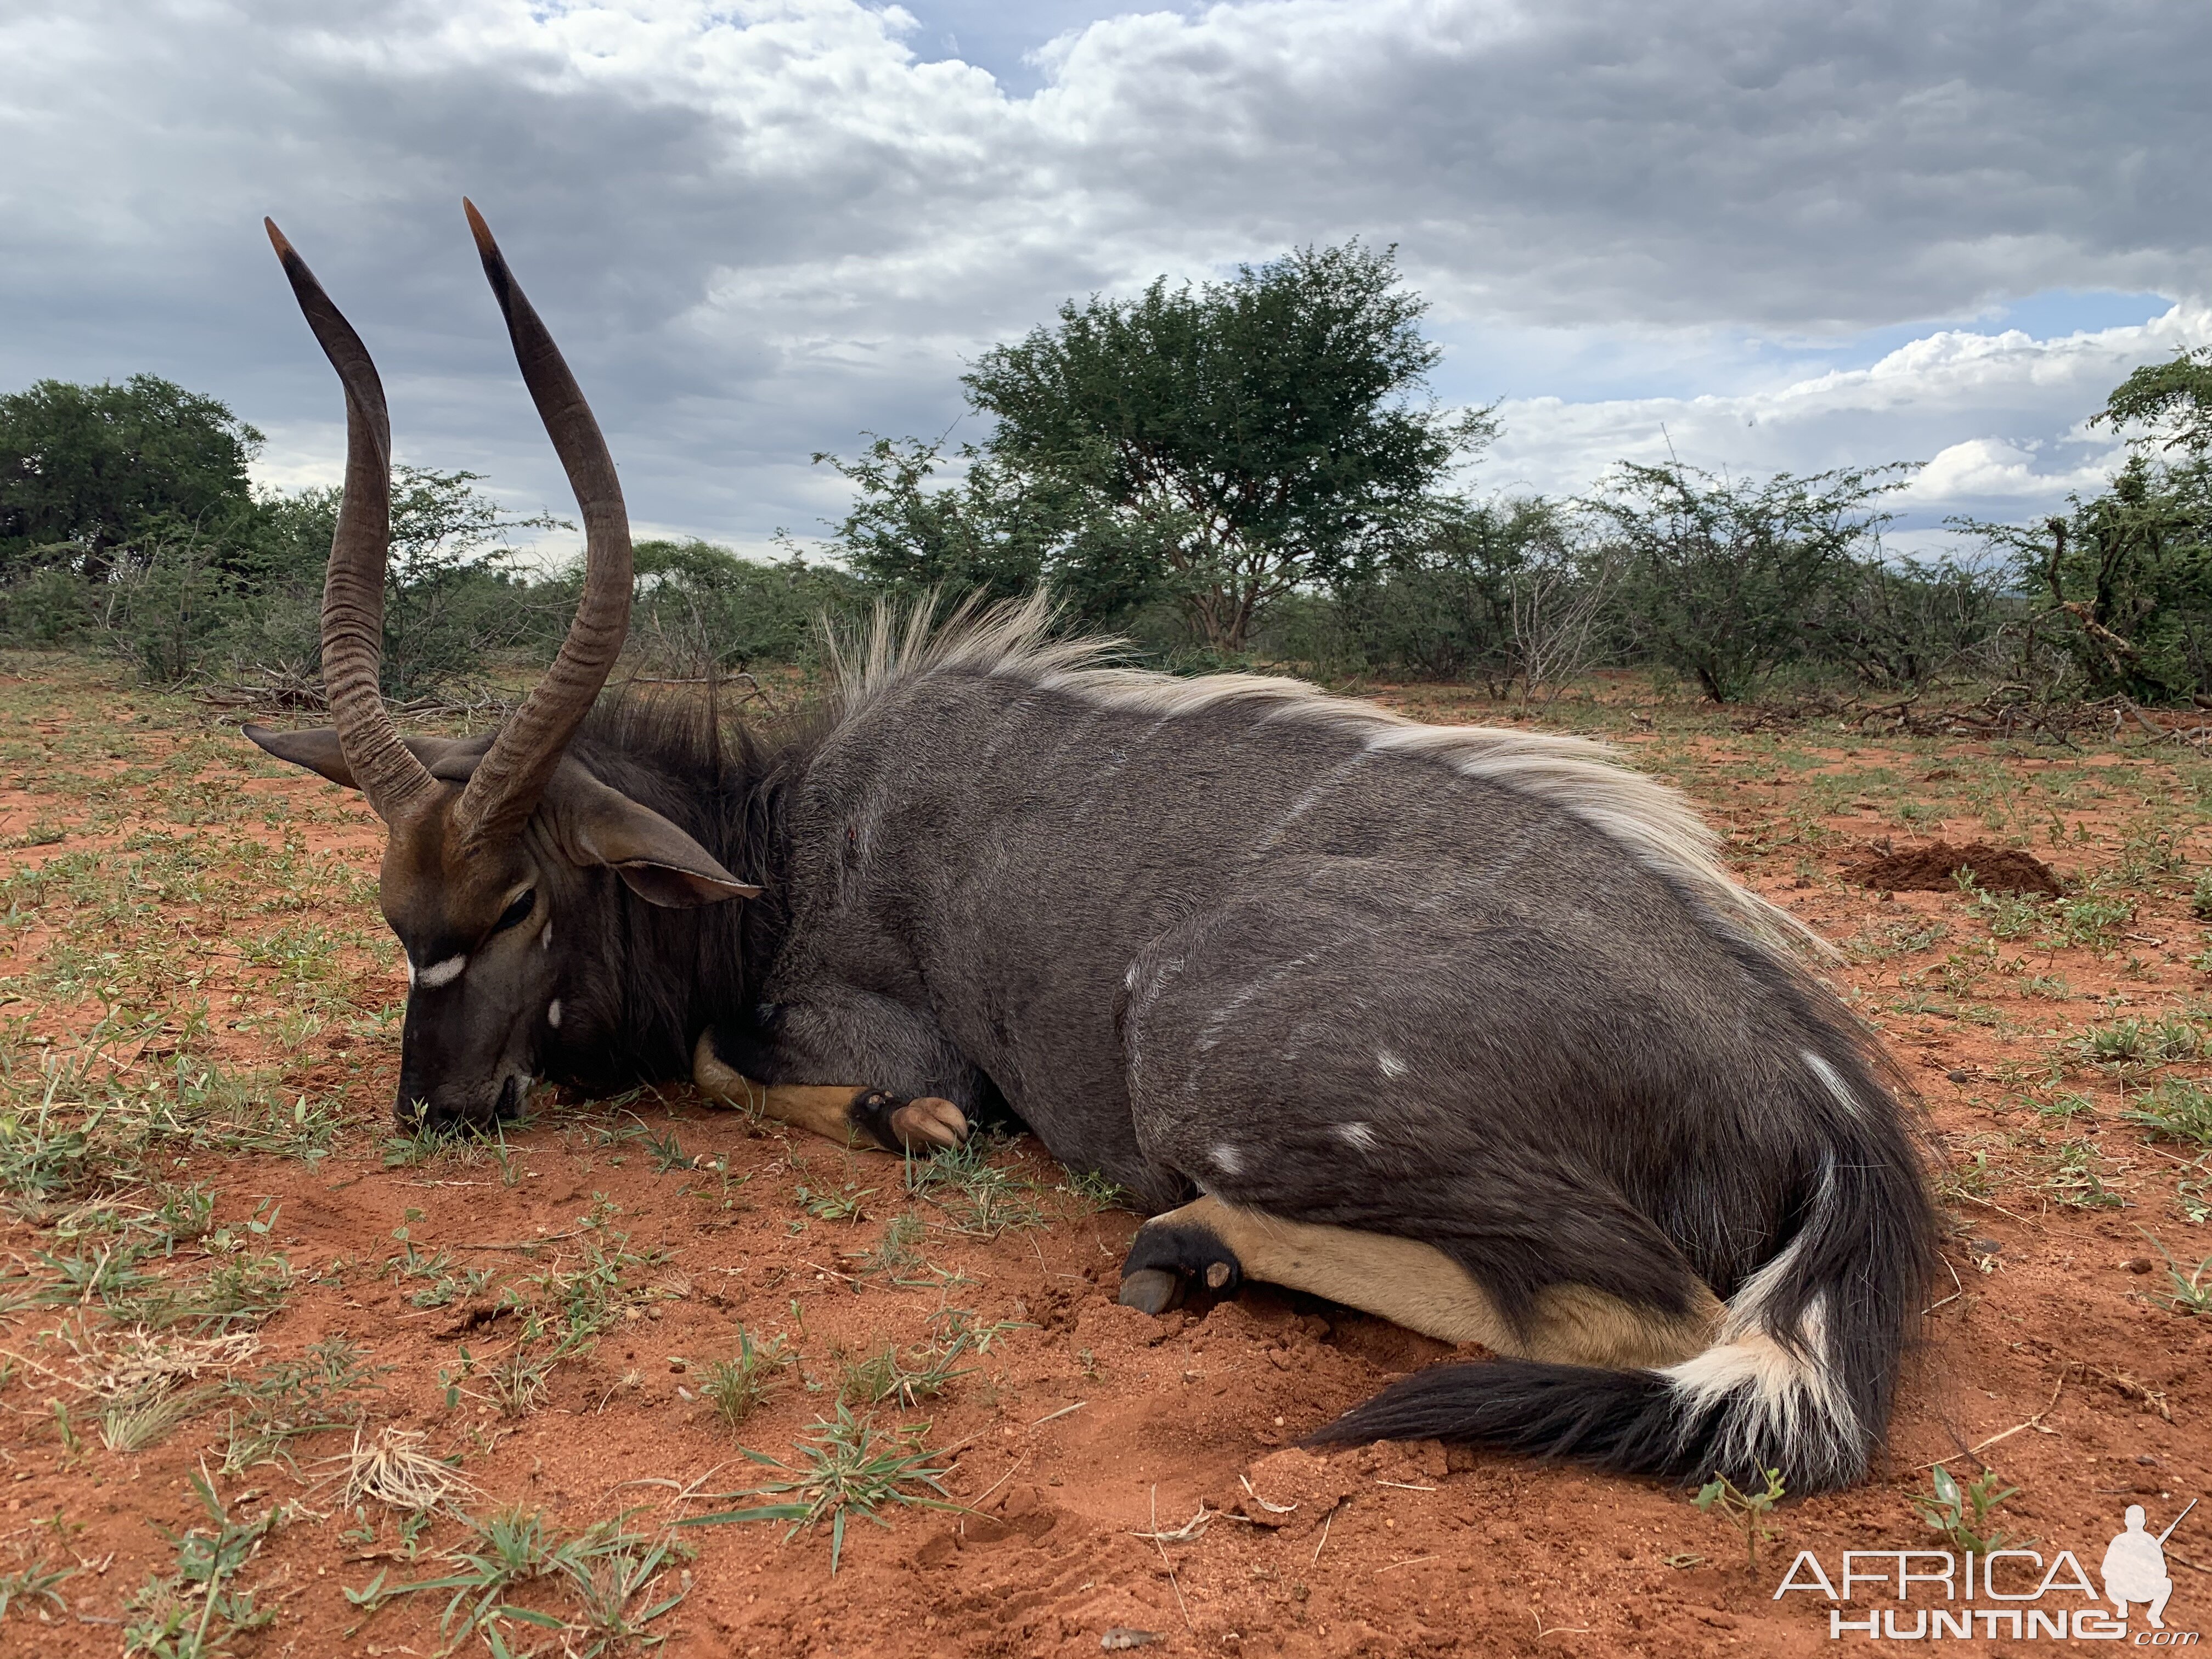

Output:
xmin=492 ymin=890 xmax=537 ymax=935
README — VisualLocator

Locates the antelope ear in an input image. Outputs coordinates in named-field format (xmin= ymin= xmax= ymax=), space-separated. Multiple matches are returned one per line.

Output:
xmin=244 ymin=724 xmax=353 ymax=786
xmin=245 ymin=725 xmax=492 ymax=790
xmin=548 ymin=765 xmax=760 ymax=908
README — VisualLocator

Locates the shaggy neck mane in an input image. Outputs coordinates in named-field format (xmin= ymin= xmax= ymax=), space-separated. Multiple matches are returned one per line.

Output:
xmin=558 ymin=691 xmax=812 ymax=1084
xmin=832 ymin=594 xmax=1821 ymax=958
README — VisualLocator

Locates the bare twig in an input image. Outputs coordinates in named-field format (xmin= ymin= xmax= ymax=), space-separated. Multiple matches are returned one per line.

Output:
xmin=1239 ymin=1474 xmax=1296 ymax=1514
xmin=1312 ymin=1502 xmax=1339 ymax=1564
xmin=1147 ymin=1486 xmax=1193 ymax=1632
xmin=1533 ymin=1605 xmax=1593 ymax=1639
xmin=966 ymin=1454 xmax=1029 ymax=1510
xmin=449 ymin=1228 xmax=585 ymax=1252
xmin=1922 ymin=1374 xmax=2066 ymax=1470
xmin=1925 ymin=1255 xmax=1967 ymax=1314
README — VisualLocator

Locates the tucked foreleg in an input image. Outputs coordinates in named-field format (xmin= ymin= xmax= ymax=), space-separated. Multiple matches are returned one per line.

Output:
xmin=692 ymin=1032 xmax=969 ymax=1152
xmin=1120 ymin=1195 xmax=1720 ymax=1369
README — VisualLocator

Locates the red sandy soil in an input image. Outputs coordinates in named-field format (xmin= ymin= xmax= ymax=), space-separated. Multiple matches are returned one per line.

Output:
xmin=2 ymin=661 xmax=2209 ymax=1657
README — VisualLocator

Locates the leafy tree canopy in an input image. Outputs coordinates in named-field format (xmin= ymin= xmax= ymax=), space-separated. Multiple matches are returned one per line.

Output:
xmin=2095 ymin=345 xmax=2212 ymax=458
xmin=815 ymin=435 xmax=1165 ymax=632
xmin=1592 ymin=460 xmax=1915 ymax=703
xmin=893 ymin=240 xmax=1493 ymax=653
xmin=0 ymin=375 xmax=263 ymax=578
xmin=1953 ymin=349 xmax=2212 ymax=704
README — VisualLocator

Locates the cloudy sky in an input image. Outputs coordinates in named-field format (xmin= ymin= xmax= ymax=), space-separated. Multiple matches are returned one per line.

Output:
xmin=6 ymin=0 xmax=2210 ymax=564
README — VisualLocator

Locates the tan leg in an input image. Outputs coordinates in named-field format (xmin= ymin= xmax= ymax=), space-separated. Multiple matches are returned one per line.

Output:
xmin=1122 ymin=1194 xmax=1720 ymax=1370
xmin=691 ymin=1033 xmax=969 ymax=1152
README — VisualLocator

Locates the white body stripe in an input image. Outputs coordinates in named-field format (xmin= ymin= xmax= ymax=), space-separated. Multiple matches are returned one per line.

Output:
xmin=1802 ymin=1051 xmax=1862 ymax=1119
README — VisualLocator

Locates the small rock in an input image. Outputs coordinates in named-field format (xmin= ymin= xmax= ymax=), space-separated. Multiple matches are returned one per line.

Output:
xmin=1101 ymin=1630 xmax=1160 ymax=1651
xmin=1945 ymin=1068 xmax=1974 ymax=1084
xmin=2124 ymin=1257 xmax=2155 ymax=1275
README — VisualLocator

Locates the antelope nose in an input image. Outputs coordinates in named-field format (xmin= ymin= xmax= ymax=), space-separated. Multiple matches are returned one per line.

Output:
xmin=392 ymin=1082 xmax=475 ymax=1133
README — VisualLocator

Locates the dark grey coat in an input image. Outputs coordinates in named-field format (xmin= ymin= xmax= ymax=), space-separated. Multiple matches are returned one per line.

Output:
xmin=568 ymin=601 xmax=1934 ymax=1493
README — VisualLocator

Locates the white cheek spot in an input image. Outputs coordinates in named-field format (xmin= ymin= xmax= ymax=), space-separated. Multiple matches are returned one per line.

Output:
xmin=1377 ymin=1050 xmax=1408 ymax=1081
xmin=1212 ymin=1143 xmax=1244 ymax=1177
xmin=546 ymin=1000 xmax=562 ymax=1029
xmin=1336 ymin=1121 xmax=1378 ymax=1152
xmin=540 ymin=922 xmax=552 ymax=951
xmin=415 ymin=954 xmax=467 ymax=990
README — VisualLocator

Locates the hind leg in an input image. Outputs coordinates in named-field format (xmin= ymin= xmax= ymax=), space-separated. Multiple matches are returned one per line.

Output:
xmin=1120 ymin=1195 xmax=1719 ymax=1369
xmin=1118 ymin=884 xmax=1725 ymax=1365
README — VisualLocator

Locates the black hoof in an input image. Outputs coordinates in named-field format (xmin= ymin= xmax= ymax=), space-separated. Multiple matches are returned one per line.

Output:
xmin=1118 ymin=1223 xmax=1243 ymax=1315
xmin=846 ymin=1088 xmax=906 ymax=1151
xmin=1118 ymin=1267 xmax=1184 ymax=1315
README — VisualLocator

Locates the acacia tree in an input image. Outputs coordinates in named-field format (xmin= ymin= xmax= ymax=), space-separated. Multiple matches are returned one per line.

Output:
xmin=814 ymin=433 xmax=1163 ymax=630
xmin=1593 ymin=461 xmax=1913 ymax=703
xmin=957 ymin=242 xmax=1491 ymax=653
xmin=2097 ymin=345 xmax=2212 ymax=457
xmin=1324 ymin=497 xmax=1606 ymax=696
xmin=1955 ymin=350 xmax=2212 ymax=703
xmin=0 ymin=375 xmax=262 ymax=582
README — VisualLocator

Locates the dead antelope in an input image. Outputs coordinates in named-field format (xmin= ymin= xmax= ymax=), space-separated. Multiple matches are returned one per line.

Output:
xmin=250 ymin=207 xmax=1936 ymax=1494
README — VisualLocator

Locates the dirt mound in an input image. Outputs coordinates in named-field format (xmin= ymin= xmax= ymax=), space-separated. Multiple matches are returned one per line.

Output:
xmin=1847 ymin=839 xmax=2063 ymax=895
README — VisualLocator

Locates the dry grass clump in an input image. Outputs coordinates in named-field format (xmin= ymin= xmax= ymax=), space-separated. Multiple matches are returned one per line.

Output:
xmin=325 ymin=1425 xmax=475 ymax=1513
xmin=77 ymin=1328 xmax=259 ymax=1398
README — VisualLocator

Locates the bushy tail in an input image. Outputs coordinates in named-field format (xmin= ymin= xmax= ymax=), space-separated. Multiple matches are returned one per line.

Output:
xmin=1310 ymin=1075 xmax=1936 ymax=1494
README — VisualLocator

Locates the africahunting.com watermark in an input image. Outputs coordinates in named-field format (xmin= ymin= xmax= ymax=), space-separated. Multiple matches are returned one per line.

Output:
xmin=1774 ymin=1500 xmax=2199 ymax=1642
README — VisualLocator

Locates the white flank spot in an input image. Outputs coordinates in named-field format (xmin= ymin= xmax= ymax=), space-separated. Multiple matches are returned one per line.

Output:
xmin=1212 ymin=1143 xmax=1245 ymax=1177
xmin=1377 ymin=1050 xmax=1409 ymax=1080
xmin=546 ymin=1000 xmax=562 ymax=1029
xmin=1336 ymin=1121 xmax=1378 ymax=1152
xmin=540 ymin=923 xmax=553 ymax=951
xmin=416 ymin=954 xmax=467 ymax=990
xmin=404 ymin=958 xmax=416 ymax=987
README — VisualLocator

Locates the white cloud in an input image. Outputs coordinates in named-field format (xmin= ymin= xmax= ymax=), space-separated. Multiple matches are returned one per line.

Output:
xmin=1481 ymin=303 xmax=2212 ymax=527
xmin=3 ymin=0 xmax=2210 ymax=557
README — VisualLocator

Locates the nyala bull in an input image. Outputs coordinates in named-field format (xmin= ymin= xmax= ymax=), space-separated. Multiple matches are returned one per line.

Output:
xmin=249 ymin=205 xmax=1937 ymax=1494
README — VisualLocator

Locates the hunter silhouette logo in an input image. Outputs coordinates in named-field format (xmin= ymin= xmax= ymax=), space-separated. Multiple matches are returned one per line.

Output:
xmin=1774 ymin=1496 xmax=2199 ymax=1641
xmin=2104 ymin=1501 xmax=2194 ymax=1631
